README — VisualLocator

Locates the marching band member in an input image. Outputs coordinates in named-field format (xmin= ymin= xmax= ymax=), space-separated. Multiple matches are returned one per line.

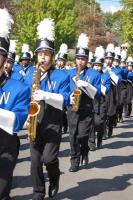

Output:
xmin=113 ymin=47 xmax=128 ymax=123
xmin=93 ymin=46 xmax=111 ymax=148
xmin=13 ymin=43 xmax=35 ymax=76
xmin=27 ymin=18 xmax=70 ymax=200
xmin=4 ymin=40 xmax=23 ymax=81
xmin=67 ymin=33 xmax=101 ymax=172
xmin=0 ymin=8 xmax=30 ymax=200
xmin=103 ymin=43 xmax=119 ymax=137
xmin=87 ymin=51 xmax=94 ymax=68
xmin=56 ymin=43 xmax=69 ymax=133
xmin=56 ymin=43 xmax=68 ymax=70
xmin=125 ymin=57 xmax=133 ymax=117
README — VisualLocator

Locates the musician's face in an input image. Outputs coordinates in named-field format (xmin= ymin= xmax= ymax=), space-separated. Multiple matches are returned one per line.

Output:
xmin=21 ymin=59 xmax=30 ymax=67
xmin=128 ymin=65 xmax=133 ymax=72
xmin=57 ymin=59 xmax=65 ymax=68
xmin=94 ymin=64 xmax=102 ymax=72
xmin=37 ymin=50 xmax=53 ymax=70
xmin=0 ymin=54 xmax=6 ymax=75
xmin=113 ymin=59 xmax=119 ymax=67
xmin=105 ymin=58 xmax=113 ymax=66
xmin=76 ymin=57 xmax=88 ymax=69
xmin=120 ymin=62 xmax=126 ymax=68
xmin=4 ymin=59 xmax=13 ymax=73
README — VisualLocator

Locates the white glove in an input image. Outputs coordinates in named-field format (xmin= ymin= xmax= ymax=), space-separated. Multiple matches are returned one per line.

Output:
xmin=70 ymin=92 xmax=75 ymax=104
xmin=33 ymin=90 xmax=49 ymax=101
xmin=76 ymin=80 xmax=88 ymax=88
xmin=33 ymin=90 xmax=63 ymax=110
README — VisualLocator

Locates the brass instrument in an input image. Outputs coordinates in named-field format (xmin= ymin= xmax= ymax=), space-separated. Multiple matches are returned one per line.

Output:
xmin=27 ymin=63 xmax=42 ymax=142
xmin=72 ymin=65 xmax=82 ymax=112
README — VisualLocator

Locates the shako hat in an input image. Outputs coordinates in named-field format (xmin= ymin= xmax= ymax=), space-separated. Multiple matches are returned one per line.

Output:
xmin=127 ymin=57 xmax=133 ymax=66
xmin=114 ymin=47 xmax=121 ymax=61
xmin=105 ymin=43 xmax=115 ymax=58
xmin=57 ymin=43 xmax=68 ymax=61
xmin=93 ymin=46 xmax=105 ymax=64
xmin=76 ymin=33 xmax=89 ymax=58
xmin=35 ymin=18 xmax=55 ymax=53
xmin=0 ymin=8 xmax=14 ymax=56
xmin=20 ymin=43 xmax=31 ymax=60
xmin=8 ymin=40 xmax=17 ymax=62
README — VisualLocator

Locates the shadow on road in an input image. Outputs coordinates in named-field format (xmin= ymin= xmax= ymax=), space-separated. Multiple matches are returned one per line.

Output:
xmin=112 ymin=131 xmax=133 ymax=139
xmin=88 ymin=155 xmax=133 ymax=169
xmin=103 ymin=140 xmax=133 ymax=149
xmin=13 ymin=193 xmax=32 ymax=200
xmin=44 ymin=174 xmax=133 ymax=200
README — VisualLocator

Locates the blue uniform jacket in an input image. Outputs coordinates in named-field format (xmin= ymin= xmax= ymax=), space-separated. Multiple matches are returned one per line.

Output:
xmin=13 ymin=63 xmax=35 ymax=77
xmin=9 ymin=70 xmax=24 ymax=81
xmin=101 ymin=73 xmax=111 ymax=94
xmin=24 ymin=67 xmax=70 ymax=107
xmin=127 ymin=71 xmax=133 ymax=83
xmin=0 ymin=78 xmax=31 ymax=133
xmin=68 ymin=67 xmax=101 ymax=97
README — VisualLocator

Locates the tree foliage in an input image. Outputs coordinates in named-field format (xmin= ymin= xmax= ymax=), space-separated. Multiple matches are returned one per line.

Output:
xmin=12 ymin=0 xmax=76 ymax=53
xmin=121 ymin=0 xmax=133 ymax=54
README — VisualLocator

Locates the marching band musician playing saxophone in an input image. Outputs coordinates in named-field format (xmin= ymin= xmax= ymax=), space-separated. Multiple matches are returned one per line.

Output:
xmin=0 ymin=8 xmax=30 ymax=200
xmin=67 ymin=33 xmax=101 ymax=172
xmin=24 ymin=18 xmax=70 ymax=200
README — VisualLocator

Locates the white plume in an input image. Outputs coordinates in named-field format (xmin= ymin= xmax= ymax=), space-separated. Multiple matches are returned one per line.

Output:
xmin=55 ymin=53 xmax=58 ymax=61
xmin=114 ymin=47 xmax=121 ymax=55
xmin=127 ymin=56 xmax=133 ymax=62
xmin=9 ymin=40 xmax=17 ymax=52
xmin=15 ymin=55 xmax=20 ymax=63
xmin=22 ymin=43 xmax=29 ymax=53
xmin=59 ymin=43 xmax=68 ymax=54
xmin=37 ymin=18 xmax=55 ymax=41
xmin=106 ymin=43 xmax=115 ymax=53
xmin=121 ymin=50 xmax=127 ymax=59
xmin=77 ymin=33 xmax=89 ymax=49
xmin=29 ymin=51 xmax=33 ymax=58
xmin=95 ymin=46 xmax=105 ymax=59
xmin=0 ymin=8 xmax=14 ymax=39
xmin=89 ymin=51 xmax=93 ymax=60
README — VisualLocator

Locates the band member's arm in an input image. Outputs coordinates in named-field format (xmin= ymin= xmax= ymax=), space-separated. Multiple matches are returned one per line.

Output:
xmin=33 ymin=77 xmax=70 ymax=110
xmin=76 ymin=73 xmax=101 ymax=99
xmin=11 ymin=86 xmax=31 ymax=132
xmin=101 ymin=74 xmax=111 ymax=96
xmin=0 ymin=109 xmax=16 ymax=135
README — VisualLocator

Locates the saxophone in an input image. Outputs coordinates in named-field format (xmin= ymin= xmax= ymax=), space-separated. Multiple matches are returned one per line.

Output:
xmin=27 ymin=63 xmax=41 ymax=142
xmin=72 ymin=65 xmax=82 ymax=112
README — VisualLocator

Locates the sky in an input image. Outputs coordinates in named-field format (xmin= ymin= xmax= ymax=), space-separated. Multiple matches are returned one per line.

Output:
xmin=96 ymin=0 xmax=123 ymax=13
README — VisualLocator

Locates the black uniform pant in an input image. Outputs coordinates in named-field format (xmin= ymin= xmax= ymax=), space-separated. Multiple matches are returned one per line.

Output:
xmin=67 ymin=107 xmax=93 ymax=167
xmin=0 ymin=129 xmax=20 ymax=200
xmin=30 ymin=130 xmax=61 ymax=197
xmin=62 ymin=110 xmax=68 ymax=133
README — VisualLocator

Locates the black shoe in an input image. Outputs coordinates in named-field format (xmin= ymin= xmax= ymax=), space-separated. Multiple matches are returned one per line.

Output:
xmin=69 ymin=165 xmax=79 ymax=172
xmin=81 ymin=155 xmax=89 ymax=166
xmin=119 ymin=117 xmax=123 ymax=123
xmin=32 ymin=193 xmax=45 ymax=200
xmin=97 ymin=141 xmax=102 ymax=149
xmin=102 ymin=135 xmax=107 ymax=140
xmin=7 ymin=197 xmax=15 ymax=200
xmin=108 ymin=127 xmax=113 ymax=138
xmin=48 ymin=175 xmax=60 ymax=198
xmin=89 ymin=145 xmax=96 ymax=151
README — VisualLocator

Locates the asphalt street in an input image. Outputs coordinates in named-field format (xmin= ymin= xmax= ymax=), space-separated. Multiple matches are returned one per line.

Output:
xmin=11 ymin=116 xmax=133 ymax=200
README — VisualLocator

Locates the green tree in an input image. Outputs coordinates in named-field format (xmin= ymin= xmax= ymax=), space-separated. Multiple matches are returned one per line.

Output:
xmin=121 ymin=0 xmax=133 ymax=54
xmin=13 ymin=0 xmax=76 ymax=53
